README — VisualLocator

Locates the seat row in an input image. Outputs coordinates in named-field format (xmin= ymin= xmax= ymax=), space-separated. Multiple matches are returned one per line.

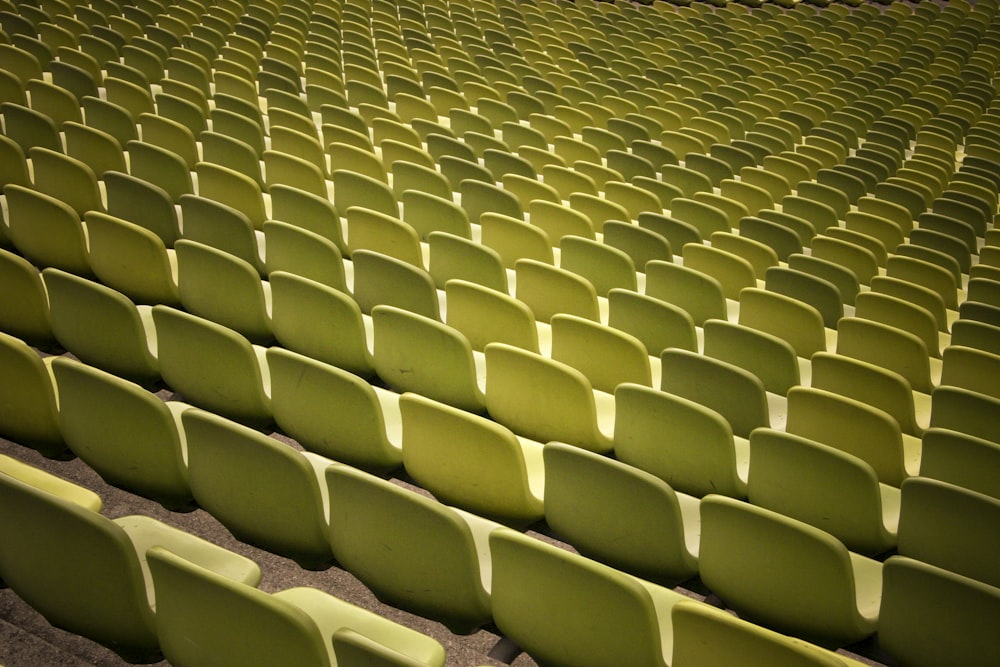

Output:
xmin=2 ymin=400 xmax=998 ymax=667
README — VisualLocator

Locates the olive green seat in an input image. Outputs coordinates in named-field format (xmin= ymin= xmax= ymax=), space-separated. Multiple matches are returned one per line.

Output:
xmin=52 ymin=357 xmax=193 ymax=511
xmin=671 ymin=599 xmax=868 ymax=667
xmin=325 ymin=464 xmax=499 ymax=635
xmin=371 ymin=305 xmax=486 ymax=413
xmin=488 ymin=527 xmax=687 ymax=667
xmin=42 ymin=268 xmax=160 ymax=386
xmin=182 ymin=408 xmax=334 ymax=570
xmin=699 ymin=494 xmax=882 ymax=645
xmin=789 ymin=383 xmax=923 ymax=486
xmin=543 ymin=441 xmax=699 ymax=586
xmin=614 ymin=383 xmax=748 ymax=499
xmin=918 ymin=428 xmax=1000 ymax=501
xmin=930 ymin=386 xmax=1000 ymax=446
xmin=748 ymin=428 xmax=899 ymax=556
xmin=4 ymin=184 xmax=91 ymax=276
xmin=878 ymin=556 xmax=1000 ymax=667
xmin=444 ymin=279 xmax=543 ymax=354
xmin=148 ymin=547 xmax=446 ymax=667
xmin=0 ymin=247 xmax=54 ymax=348
xmin=0 ymin=331 xmax=67 ymax=459
xmin=151 ymin=306 xmax=272 ymax=428
xmin=399 ymin=392 xmax=544 ymax=527
xmin=550 ymin=313 xmax=656 ymax=392
xmin=484 ymin=342 xmax=614 ymax=454
xmin=0 ymin=464 xmax=260 ymax=663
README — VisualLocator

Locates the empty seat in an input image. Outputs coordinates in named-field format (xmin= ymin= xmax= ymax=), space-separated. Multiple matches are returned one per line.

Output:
xmin=399 ymin=392 xmax=544 ymax=527
xmin=699 ymin=494 xmax=881 ymax=645
xmin=489 ymin=527 xmax=687 ymax=667
xmin=325 ymin=464 xmax=498 ymax=634
xmin=748 ymin=428 xmax=899 ymax=556
xmin=484 ymin=343 xmax=614 ymax=454
xmin=879 ymin=556 xmax=1000 ymax=667
xmin=182 ymin=408 xmax=334 ymax=570
xmin=4 ymin=184 xmax=91 ymax=276
xmin=614 ymin=383 xmax=748 ymax=499
xmin=0 ymin=247 xmax=54 ymax=348
xmin=543 ymin=441 xmax=699 ymax=586
xmin=0 ymin=331 xmax=67 ymax=459
xmin=0 ymin=464 xmax=260 ymax=662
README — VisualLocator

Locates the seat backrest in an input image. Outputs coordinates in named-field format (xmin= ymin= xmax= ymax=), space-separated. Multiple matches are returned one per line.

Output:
xmin=879 ymin=556 xmax=1000 ymax=667
xmin=479 ymin=212 xmax=553 ymax=269
xmin=0 ymin=247 xmax=53 ymax=347
xmin=194 ymin=161 xmax=268 ymax=230
xmin=489 ymin=527 xmax=677 ymax=667
xmin=614 ymin=383 xmax=747 ymax=498
xmin=345 ymin=206 xmax=423 ymax=268
xmin=371 ymin=305 xmax=484 ymax=413
xmin=52 ymin=357 xmax=193 ymax=511
xmin=484 ymin=342 xmax=612 ymax=454
xmin=738 ymin=287 xmax=828 ymax=357
xmin=559 ymin=235 xmax=636 ymax=296
xmin=179 ymin=194 xmax=264 ymax=273
xmin=670 ymin=600 xmax=853 ymax=667
xmin=551 ymin=313 xmax=652 ymax=393
xmin=661 ymin=349 xmax=769 ymax=439
xmin=645 ymin=260 xmax=726 ymax=326
xmin=703 ymin=319 xmax=800 ymax=395
xmin=0 ymin=470 xmax=159 ymax=661
xmin=401 ymin=189 xmax=472 ymax=240
xmin=325 ymin=464 xmax=493 ymax=634
xmin=897 ymin=477 xmax=1000 ymax=588
xmin=352 ymin=250 xmax=440 ymax=320
xmin=931 ymin=386 xmax=1000 ymax=446
xmin=699 ymin=494 xmax=878 ymax=644
xmin=103 ymin=171 xmax=180 ymax=246
xmin=787 ymin=386 xmax=913 ymax=486
xmin=748 ymin=428 xmax=896 ymax=556
xmin=855 ymin=291 xmax=941 ymax=358
xmin=543 ymin=441 xmax=697 ymax=586
xmin=151 ymin=305 xmax=271 ymax=427
xmin=146 ymin=546 xmax=332 ymax=666
xmin=836 ymin=317 xmax=933 ymax=394
xmin=270 ymin=183 xmax=346 ymax=253
xmin=810 ymin=352 xmax=923 ymax=437
xmin=940 ymin=345 xmax=1000 ymax=401
xmin=400 ymin=392 xmax=543 ymax=526
xmin=181 ymin=408 xmax=332 ymax=569
xmin=514 ymin=258 xmax=600 ymax=323
xmin=268 ymin=272 xmax=374 ymax=378
xmin=607 ymin=289 xmax=698 ymax=356
xmin=919 ymin=427 xmax=1000 ymax=501
xmin=4 ymin=184 xmax=91 ymax=275
xmin=263 ymin=220 xmax=348 ymax=292
xmin=444 ymin=280 xmax=538 ymax=353
xmin=0 ymin=331 xmax=65 ymax=458
xmin=174 ymin=239 xmax=272 ymax=344
xmin=42 ymin=268 xmax=159 ymax=385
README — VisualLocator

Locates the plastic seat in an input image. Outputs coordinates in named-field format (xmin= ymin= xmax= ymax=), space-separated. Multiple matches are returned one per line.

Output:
xmin=401 ymin=190 xmax=472 ymax=240
xmin=51 ymin=357 xmax=193 ymax=510
xmin=484 ymin=342 xmax=614 ymax=454
xmin=63 ymin=122 xmax=127 ymax=177
xmin=896 ymin=476 xmax=1000 ymax=589
xmin=345 ymin=206 xmax=423 ymax=268
xmin=940 ymin=345 xmax=1000 ymax=401
xmin=682 ymin=244 xmax=757 ymax=300
xmin=126 ymin=140 xmax=195 ymax=203
xmin=670 ymin=599 xmax=866 ymax=667
xmin=515 ymin=258 xmax=601 ymax=324
xmin=661 ymin=348 xmax=772 ymax=437
xmin=786 ymin=386 xmax=920 ymax=487
xmin=644 ymin=260 xmax=727 ymax=327
xmin=529 ymin=200 xmax=597 ymax=245
xmin=748 ymin=428 xmax=899 ymax=556
xmin=552 ymin=312 xmax=657 ymax=392
xmin=879 ymin=556 xmax=1000 ymax=667
xmin=263 ymin=220 xmax=348 ymax=291
xmin=699 ymin=494 xmax=881 ymax=645
xmin=0 ymin=102 xmax=61 ymax=153
xmin=268 ymin=272 xmax=375 ymax=379
xmin=180 ymin=408 xmax=334 ymax=569
xmin=930 ymin=385 xmax=1000 ymax=447
xmin=489 ymin=527 xmax=686 ymax=667
xmin=147 ymin=546 xmax=446 ymax=667
xmin=739 ymin=287 xmax=831 ymax=358
xmin=195 ymin=162 xmax=269 ymax=231
xmin=480 ymin=212 xmax=553 ymax=270
xmin=270 ymin=183 xmax=347 ymax=254
xmin=42 ymin=269 xmax=159 ymax=385
xmin=0 ymin=465 xmax=260 ymax=663
xmin=400 ymin=391 xmax=544 ymax=527
xmin=0 ymin=247 xmax=54 ymax=348
xmin=0 ymin=331 xmax=67 ymax=459
xmin=103 ymin=171 xmax=181 ymax=246
xmin=543 ymin=441 xmax=699 ymax=586
xmin=837 ymin=317 xmax=938 ymax=395
xmin=4 ymin=184 xmax=90 ymax=275
xmin=371 ymin=305 xmax=486 ymax=413
xmin=352 ymin=250 xmax=440 ymax=320
xmin=175 ymin=239 xmax=272 ymax=343
xmin=325 ymin=464 xmax=498 ymax=635
xmin=151 ymin=306 xmax=272 ymax=428
xmin=614 ymin=383 xmax=748 ymax=499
